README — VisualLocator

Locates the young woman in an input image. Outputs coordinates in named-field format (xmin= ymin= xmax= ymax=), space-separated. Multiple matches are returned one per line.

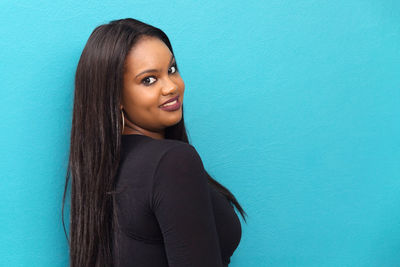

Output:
xmin=62 ymin=18 xmax=248 ymax=267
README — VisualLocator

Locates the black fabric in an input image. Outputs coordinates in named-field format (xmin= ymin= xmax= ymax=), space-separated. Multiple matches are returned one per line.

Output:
xmin=113 ymin=134 xmax=242 ymax=267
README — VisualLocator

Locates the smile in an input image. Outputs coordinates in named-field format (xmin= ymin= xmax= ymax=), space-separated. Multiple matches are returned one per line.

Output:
xmin=159 ymin=99 xmax=181 ymax=111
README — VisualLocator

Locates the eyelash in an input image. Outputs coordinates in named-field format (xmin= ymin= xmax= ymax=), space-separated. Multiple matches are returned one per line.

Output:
xmin=141 ymin=63 xmax=178 ymax=86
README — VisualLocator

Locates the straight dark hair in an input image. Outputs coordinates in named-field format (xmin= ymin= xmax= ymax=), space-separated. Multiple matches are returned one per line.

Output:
xmin=62 ymin=17 xmax=248 ymax=267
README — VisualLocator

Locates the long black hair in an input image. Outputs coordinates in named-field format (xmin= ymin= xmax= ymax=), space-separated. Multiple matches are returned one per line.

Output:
xmin=62 ymin=17 xmax=248 ymax=267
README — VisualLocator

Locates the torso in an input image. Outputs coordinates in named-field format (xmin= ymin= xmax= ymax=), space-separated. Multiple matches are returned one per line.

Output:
xmin=112 ymin=134 xmax=242 ymax=266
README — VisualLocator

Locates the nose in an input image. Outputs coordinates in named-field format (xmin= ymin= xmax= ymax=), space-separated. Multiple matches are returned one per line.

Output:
xmin=162 ymin=76 xmax=178 ymax=95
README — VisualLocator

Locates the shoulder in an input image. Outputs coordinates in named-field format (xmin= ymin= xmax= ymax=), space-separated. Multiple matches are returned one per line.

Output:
xmin=121 ymin=135 xmax=195 ymax=164
xmin=150 ymin=141 xmax=208 ymax=210
xmin=152 ymin=141 xmax=206 ymax=181
xmin=157 ymin=141 xmax=202 ymax=167
xmin=136 ymin=137 xmax=203 ymax=169
xmin=121 ymin=136 xmax=205 ymax=180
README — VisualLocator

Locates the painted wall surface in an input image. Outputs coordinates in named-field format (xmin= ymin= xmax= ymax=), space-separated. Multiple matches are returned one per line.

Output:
xmin=0 ymin=1 xmax=399 ymax=266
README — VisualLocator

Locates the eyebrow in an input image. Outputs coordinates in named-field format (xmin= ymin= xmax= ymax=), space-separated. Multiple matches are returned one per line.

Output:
xmin=135 ymin=54 xmax=175 ymax=79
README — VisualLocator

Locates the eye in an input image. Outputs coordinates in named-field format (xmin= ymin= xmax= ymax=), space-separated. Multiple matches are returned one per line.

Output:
xmin=169 ymin=63 xmax=178 ymax=74
xmin=142 ymin=76 xmax=157 ymax=86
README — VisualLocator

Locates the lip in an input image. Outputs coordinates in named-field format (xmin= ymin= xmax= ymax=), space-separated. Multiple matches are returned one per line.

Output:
xmin=160 ymin=95 xmax=180 ymax=107
xmin=159 ymin=98 xmax=181 ymax=111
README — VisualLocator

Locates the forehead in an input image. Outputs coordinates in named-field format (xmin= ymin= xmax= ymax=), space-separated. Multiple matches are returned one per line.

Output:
xmin=125 ymin=37 xmax=172 ymax=71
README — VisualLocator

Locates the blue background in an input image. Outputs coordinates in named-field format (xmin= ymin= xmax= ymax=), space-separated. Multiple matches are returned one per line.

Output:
xmin=0 ymin=1 xmax=399 ymax=266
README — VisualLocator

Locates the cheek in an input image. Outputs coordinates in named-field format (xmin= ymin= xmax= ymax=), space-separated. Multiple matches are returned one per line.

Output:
xmin=124 ymin=89 xmax=158 ymax=113
xmin=176 ymin=76 xmax=185 ymax=92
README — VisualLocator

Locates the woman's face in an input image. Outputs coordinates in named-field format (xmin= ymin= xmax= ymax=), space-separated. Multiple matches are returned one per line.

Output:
xmin=121 ymin=36 xmax=185 ymax=139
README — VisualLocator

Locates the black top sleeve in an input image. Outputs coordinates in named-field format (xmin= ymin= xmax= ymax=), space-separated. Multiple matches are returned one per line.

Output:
xmin=151 ymin=144 xmax=224 ymax=267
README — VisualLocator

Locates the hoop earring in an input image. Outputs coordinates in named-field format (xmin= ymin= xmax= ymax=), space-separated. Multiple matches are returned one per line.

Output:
xmin=121 ymin=109 xmax=125 ymax=134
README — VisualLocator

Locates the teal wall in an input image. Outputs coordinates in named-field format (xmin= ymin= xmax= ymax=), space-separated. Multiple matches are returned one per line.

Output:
xmin=1 ymin=1 xmax=399 ymax=266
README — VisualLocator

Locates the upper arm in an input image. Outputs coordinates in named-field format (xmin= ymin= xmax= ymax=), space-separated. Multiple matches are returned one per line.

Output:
xmin=151 ymin=144 xmax=224 ymax=267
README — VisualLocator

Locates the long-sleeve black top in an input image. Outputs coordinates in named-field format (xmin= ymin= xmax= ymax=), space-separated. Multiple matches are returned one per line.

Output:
xmin=112 ymin=134 xmax=242 ymax=266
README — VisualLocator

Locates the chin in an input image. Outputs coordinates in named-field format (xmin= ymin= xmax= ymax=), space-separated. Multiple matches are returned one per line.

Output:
xmin=166 ymin=112 xmax=182 ymax=126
